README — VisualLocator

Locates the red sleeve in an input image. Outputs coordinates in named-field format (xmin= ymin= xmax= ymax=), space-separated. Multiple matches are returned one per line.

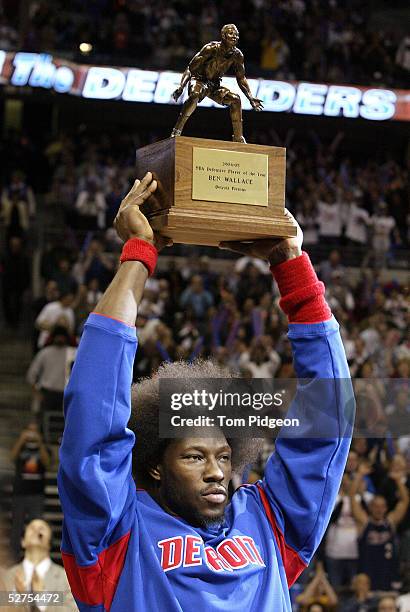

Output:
xmin=270 ymin=252 xmax=331 ymax=324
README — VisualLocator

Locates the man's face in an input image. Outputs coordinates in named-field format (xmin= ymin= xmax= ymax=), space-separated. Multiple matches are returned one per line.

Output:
xmin=222 ymin=26 xmax=239 ymax=48
xmin=370 ymin=496 xmax=387 ymax=521
xmin=378 ymin=598 xmax=397 ymax=612
xmin=155 ymin=435 xmax=232 ymax=528
xmin=22 ymin=520 xmax=51 ymax=552
xmin=346 ymin=450 xmax=358 ymax=473
xmin=53 ymin=333 xmax=68 ymax=347
xmin=61 ymin=294 xmax=74 ymax=307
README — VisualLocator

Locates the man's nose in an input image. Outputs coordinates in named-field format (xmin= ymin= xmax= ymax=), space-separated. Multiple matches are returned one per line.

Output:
xmin=203 ymin=457 xmax=224 ymax=481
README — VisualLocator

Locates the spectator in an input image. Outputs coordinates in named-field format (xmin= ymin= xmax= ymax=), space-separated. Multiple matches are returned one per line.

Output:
xmin=325 ymin=474 xmax=359 ymax=588
xmin=377 ymin=596 xmax=398 ymax=612
xmin=298 ymin=200 xmax=319 ymax=247
xmin=368 ymin=203 xmax=396 ymax=269
xmin=1 ymin=171 xmax=36 ymax=219
xmin=0 ymin=16 xmax=18 ymax=49
xmin=75 ymin=179 xmax=106 ymax=230
xmin=349 ymin=463 xmax=409 ymax=591
xmin=80 ymin=238 xmax=115 ymax=290
xmin=4 ymin=520 xmax=77 ymax=610
xmin=395 ymin=36 xmax=410 ymax=73
xmin=50 ymin=257 xmax=78 ymax=295
xmin=296 ymin=561 xmax=338 ymax=611
xmin=9 ymin=423 xmax=50 ymax=562
xmin=340 ymin=573 xmax=376 ymax=612
xmin=35 ymin=291 xmax=75 ymax=349
xmin=239 ymin=336 xmax=281 ymax=378
xmin=343 ymin=197 xmax=370 ymax=260
xmin=397 ymin=592 xmax=410 ymax=612
xmin=318 ymin=250 xmax=344 ymax=286
xmin=1 ymin=189 xmax=31 ymax=239
xmin=31 ymin=280 xmax=60 ymax=352
xmin=180 ymin=275 xmax=214 ymax=321
xmin=317 ymin=191 xmax=343 ymax=246
xmin=27 ymin=325 xmax=76 ymax=418
xmin=378 ymin=453 xmax=410 ymax=534
xmin=1 ymin=236 xmax=31 ymax=328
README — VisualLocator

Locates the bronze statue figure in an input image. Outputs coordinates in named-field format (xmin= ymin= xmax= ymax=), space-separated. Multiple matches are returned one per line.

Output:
xmin=171 ymin=24 xmax=263 ymax=143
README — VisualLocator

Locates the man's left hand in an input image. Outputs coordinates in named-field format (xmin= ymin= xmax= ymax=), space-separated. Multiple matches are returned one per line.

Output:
xmin=219 ymin=209 xmax=303 ymax=266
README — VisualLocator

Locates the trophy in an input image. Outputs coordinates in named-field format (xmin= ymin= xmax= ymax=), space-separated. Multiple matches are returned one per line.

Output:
xmin=137 ymin=24 xmax=296 ymax=246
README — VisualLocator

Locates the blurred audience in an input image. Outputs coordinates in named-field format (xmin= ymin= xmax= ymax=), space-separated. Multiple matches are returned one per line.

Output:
xmin=6 ymin=0 xmax=409 ymax=87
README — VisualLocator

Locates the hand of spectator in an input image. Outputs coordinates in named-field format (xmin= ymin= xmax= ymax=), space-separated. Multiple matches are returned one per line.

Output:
xmin=219 ymin=209 xmax=303 ymax=266
xmin=357 ymin=461 xmax=372 ymax=477
xmin=14 ymin=566 xmax=26 ymax=592
xmin=114 ymin=172 xmax=172 ymax=251
xmin=389 ymin=469 xmax=404 ymax=483
xmin=32 ymin=569 xmax=45 ymax=592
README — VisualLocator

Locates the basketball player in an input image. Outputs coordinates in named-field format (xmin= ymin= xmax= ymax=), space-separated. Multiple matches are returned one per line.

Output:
xmin=58 ymin=173 xmax=354 ymax=611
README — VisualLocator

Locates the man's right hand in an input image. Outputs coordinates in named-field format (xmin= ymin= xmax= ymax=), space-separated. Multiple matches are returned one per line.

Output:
xmin=114 ymin=172 xmax=172 ymax=250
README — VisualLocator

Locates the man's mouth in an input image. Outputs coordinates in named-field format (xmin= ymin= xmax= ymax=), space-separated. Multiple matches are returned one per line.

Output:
xmin=201 ymin=487 xmax=227 ymax=504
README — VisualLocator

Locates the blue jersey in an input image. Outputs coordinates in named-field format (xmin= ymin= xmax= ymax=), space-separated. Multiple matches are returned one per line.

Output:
xmin=58 ymin=313 xmax=354 ymax=611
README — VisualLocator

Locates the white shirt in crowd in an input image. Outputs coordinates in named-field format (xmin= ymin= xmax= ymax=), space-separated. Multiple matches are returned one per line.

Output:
xmin=344 ymin=203 xmax=370 ymax=244
xmin=370 ymin=214 xmax=396 ymax=252
xmin=27 ymin=345 xmax=77 ymax=392
xmin=239 ymin=350 xmax=281 ymax=378
xmin=35 ymin=301 xmax=75 ymax=348
xmin=317 ymin=200 xmax=343 ymax=237
xmin=234 ymin=256 xmax=271 ymax=275
xmin=75 ymin=190 xmax=106 ymax=229
xmin=325 ymin=495 xmax=358 ymax=560
xmin=298 ymin=213 xmax=319 ymax=245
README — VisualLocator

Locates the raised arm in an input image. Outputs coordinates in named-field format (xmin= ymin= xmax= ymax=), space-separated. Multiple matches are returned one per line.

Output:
xmin=221 ymin=211 xmax=355 ymax=585
xmin=348 ymin=464 xmax=371 ymax=530
xmin=57 ymin=174 xmax=170 ymax=609
xmin=387 ymin=473 xmax=410 ymax=528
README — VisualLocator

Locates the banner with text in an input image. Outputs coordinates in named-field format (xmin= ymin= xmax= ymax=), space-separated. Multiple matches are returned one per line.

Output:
xmin=0 ymin=50 xmax=409 ymax=122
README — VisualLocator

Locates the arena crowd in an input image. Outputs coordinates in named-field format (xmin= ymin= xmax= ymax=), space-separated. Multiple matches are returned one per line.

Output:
xmin=1 ymin=0 xmax=409 ymax=87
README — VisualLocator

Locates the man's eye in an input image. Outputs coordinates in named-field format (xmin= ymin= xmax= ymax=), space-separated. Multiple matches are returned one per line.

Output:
xmin=185 ymin=455 xmax=202 ymax=461
xmin=220 ymin=455 xmax=231 ymax=462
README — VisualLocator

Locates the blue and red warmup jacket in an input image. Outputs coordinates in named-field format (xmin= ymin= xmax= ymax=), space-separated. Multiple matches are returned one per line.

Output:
xmin=58 ymin=253 xmax=354 ymax=611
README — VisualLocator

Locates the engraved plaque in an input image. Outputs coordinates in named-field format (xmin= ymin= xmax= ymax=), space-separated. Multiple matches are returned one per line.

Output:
xmin=192 ymin=148 xmax=268 ymax=206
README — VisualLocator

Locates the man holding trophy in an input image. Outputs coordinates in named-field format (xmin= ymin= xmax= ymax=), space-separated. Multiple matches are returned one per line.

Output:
xmin=57 ymin=172 xmax=354 ymax=611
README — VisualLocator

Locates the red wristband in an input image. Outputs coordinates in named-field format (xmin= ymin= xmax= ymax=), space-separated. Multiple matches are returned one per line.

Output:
xmin=270 ymin=252 xmax=331 ymax=324
xmin=120 ymin=238 xmax=158 ymax=276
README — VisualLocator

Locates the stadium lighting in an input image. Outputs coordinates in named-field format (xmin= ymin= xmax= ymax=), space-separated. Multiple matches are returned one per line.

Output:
xmin=79 ymin=42 xmax=93 ymax=54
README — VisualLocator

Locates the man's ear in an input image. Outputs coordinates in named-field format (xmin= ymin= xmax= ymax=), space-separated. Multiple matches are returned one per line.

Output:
xmin=148 ymin=464 xmax=162 ymax=482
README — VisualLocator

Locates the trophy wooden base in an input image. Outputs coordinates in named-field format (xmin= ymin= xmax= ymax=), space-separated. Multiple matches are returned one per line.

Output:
xmin=136 ymin=136 xmax=296 ymax=246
